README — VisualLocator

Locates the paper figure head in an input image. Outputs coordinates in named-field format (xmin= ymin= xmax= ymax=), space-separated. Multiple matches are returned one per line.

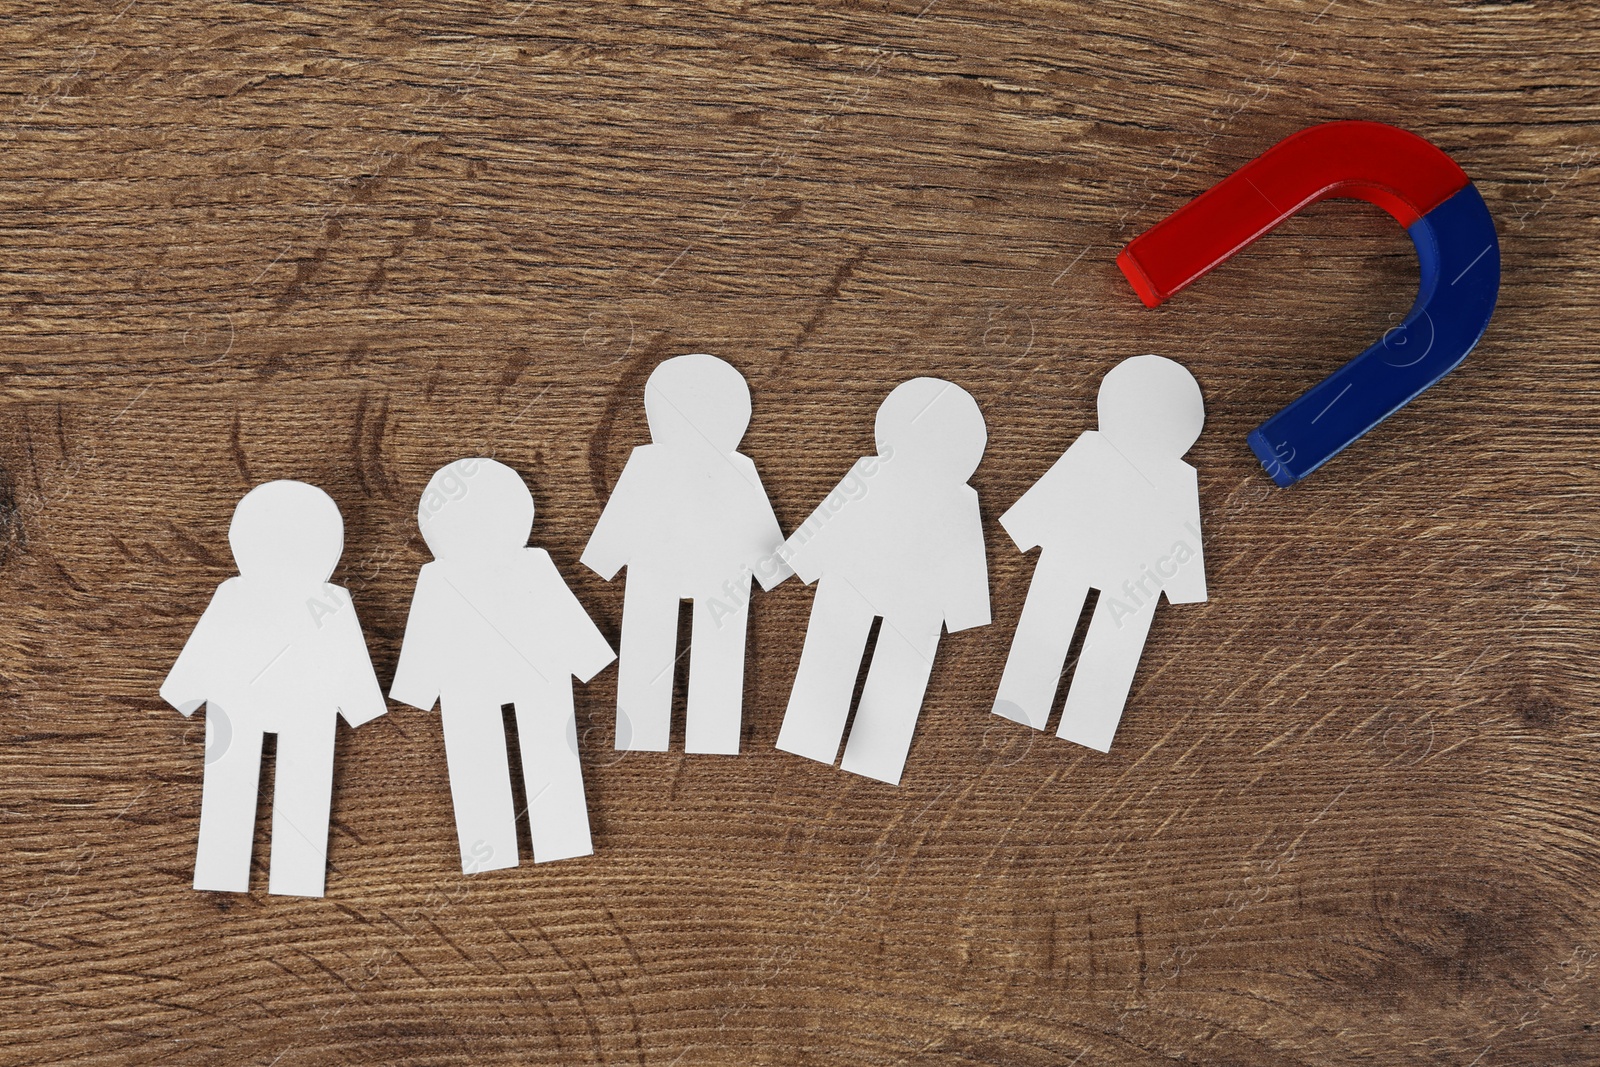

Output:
xmin=644 ymin=353 xmax=752 ymax=453
xmin=417 ymin=458 xmax=533 ymax=560
xmin=874 ymin=377 xmax=986 ymax=481
xmin=229 ymin=480 xmax=344 ymax=585
xmin=1097 ymin=354 xmax=1205 ymax=459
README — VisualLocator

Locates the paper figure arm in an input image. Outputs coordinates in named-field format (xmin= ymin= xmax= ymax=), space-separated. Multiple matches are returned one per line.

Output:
xmin=528 ymin=549 xmax=616 ymax=683
xmin=580 ymin=450 xmax=646 ymax=581
xmin=780 ymin=457 xmax=872 ymax=585
xmin=323 ymin=584 xmax=388 ymax=728
xmin=942 ymin=486 xmax=992 ymax=633
xmin=999 ymin=436 xmax=1095 ymax=553
xmin=390 ymin=564 xmax=447 ymax=711
xmin=159 ymin=579 xmax=240 ymax=716
xmin=778 ymin=521 xmax=824 ymax=585
xmin=1162 ymin=465 xmax=1207 ymax=605
xmin=733 ymin=453 xmax=794 ymax=591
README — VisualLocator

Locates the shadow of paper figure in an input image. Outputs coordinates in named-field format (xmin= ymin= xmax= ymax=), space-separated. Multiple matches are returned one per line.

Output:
xmin=775 ymin=378 xmax=990 ymax=785
xmin=390 ymin=459 xmax=615 ymax=871
xmin=994 ymin=354 xmax=1207 ymax=752
xmin=160 ymin=480 xmax=387 ymax=898
xmin=581 ymin=354 xmax=790 ymax=755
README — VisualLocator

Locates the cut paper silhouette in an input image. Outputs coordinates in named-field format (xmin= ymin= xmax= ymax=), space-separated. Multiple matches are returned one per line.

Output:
xmin=160 ymin=480 xmax=387 ymax=898
xmin=775 ymin=378 xmax=990 ymax=785
xmin=391 ymin=458 xmax=615 ymax=871
xmin=581 ymin=353 xmax=790 ymax=755
xmin=993 ymin=354 xmax=1206 ymax=752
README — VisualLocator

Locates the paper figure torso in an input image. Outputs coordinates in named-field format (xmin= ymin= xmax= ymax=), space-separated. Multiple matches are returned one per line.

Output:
xmin=168 ymin=578 xmax=376 ymax=733
xmin=782 ymin=457 xmax=989 ymax=633
xmin=587 ymin=442 xmax=784 ymax=596
xmin=393 ymin=548 xmax=614 ymax=705
xmin=1001 ymin=431 xmax=1203 ymax=599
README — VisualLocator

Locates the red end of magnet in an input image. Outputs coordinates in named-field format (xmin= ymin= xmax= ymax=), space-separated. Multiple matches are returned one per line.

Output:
xmin=1118 ymin=121 xmax=1472 ymax=306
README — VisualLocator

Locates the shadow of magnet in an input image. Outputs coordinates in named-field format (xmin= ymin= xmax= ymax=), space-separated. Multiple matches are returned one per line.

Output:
xmin=1117 ymin=120 xmax=1500 ymax=486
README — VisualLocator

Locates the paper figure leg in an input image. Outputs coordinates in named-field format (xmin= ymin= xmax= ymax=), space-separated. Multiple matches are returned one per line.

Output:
xmin=514 ymin=682 xmax=593 ymax=863
xmin=776 ymin=578 xmax=876 ymax=766
xmin=193 ymin=709 xmax=264 ymax=893
xmin=1057 ymin=594 xmax=1160 ymax=752
xmin=994 ymin=554 xmax=1089 ymax=730
xmin=267 ymin=715 xmax=338 ymax=897
xmin=686 ymin=583 xmax=750 ymax=755
xmin=440 ymin=695 xmax=520 ymax=874
xmin=839 ymin=619 xmax=941 ymax=786
xmin=616 ymin=576 xmax=679 ymax=751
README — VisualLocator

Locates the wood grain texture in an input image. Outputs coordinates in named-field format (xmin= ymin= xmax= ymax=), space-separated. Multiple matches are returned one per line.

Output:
xmin=1 ymin=0 xmax=1598 ymax=1063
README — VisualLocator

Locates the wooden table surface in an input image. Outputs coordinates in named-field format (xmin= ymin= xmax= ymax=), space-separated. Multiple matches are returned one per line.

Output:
xmin=3 ymin=1 xmax=1598 ymax=1064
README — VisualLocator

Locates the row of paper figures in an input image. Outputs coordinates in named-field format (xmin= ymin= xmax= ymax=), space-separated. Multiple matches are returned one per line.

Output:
xmin=164 ymin=353 xmax=1207 ymax=896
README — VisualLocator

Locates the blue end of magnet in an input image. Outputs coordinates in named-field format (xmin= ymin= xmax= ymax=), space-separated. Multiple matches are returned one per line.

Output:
xmin=1250 ymin=183 xmax=1500 ymax=486
xmin=1247 ymin=426 xmax=1299 ymax=487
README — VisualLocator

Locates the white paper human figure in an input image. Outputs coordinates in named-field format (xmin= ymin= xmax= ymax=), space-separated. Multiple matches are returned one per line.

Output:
xmin=581 ymin=354 xmax=790 ymax=755
xmin=160 ymin=480 xmax=387 ymax=898
xmin=774 ymin=378 xmax=990 ymax=785
xmin=390 ymin=459 xmax=615 ymax=871
xmin=993 ymin=354 xmax=1206 ymax=752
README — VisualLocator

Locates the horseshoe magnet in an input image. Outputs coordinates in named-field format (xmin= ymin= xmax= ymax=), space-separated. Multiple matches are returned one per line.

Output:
xmin=1117 ymin=120 xmax=1500 ymax=486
